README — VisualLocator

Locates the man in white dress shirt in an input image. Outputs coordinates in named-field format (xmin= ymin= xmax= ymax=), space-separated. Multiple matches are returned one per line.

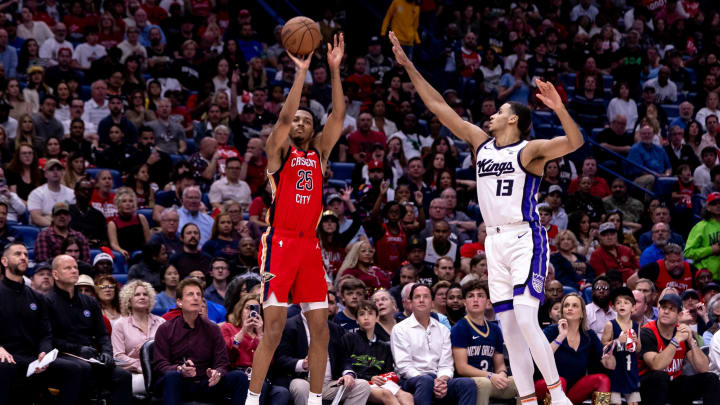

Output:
xmin=390 ymin=283 xmax=477 ymax=405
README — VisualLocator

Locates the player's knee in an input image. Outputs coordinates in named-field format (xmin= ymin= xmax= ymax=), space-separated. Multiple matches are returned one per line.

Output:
xmin=307 ymin=322 xmax=329 ymax=344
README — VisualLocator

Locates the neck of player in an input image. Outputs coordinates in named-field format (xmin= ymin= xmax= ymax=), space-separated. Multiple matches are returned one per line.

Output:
xmin=492 ymin=127 xmax=520 ymax=148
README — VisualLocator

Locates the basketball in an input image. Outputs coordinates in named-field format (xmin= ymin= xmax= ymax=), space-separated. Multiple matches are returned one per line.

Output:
xmin=281 ymin=16 xmax=322 ymax=56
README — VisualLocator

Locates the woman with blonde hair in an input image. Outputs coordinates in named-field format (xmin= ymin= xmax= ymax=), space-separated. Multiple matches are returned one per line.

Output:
xmin=371 ymin=289 xmax=398 ymax=342
xmin=14 ymin=113 xmax=39 ymax=150
xmin=337 ymin=240 xmax=392 ymax=291
xmin=111 ymin=280 xmax=165 ymax=394
xmin=108 ymin=187 xmax=150 ymax=259
xmin=536 ymin=293 xmax=614 ymax=404
xmin=550 ymin=230 xmax=595 ymax=291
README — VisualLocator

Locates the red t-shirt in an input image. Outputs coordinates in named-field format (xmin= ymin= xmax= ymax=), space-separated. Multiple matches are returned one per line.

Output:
xmin=589 ymin=244 xmax=639 ymax=282
xmin=217 ymin=145 xmax=239 ymax=177
xmin=347 ymin=130 xmax=386 ymax=162
xmin=345 ymin=74 xmax=376 ymax=101
xmin=568 ymin=176 xmax=611 ymax=198
xmin=249 ymin=196 xmax=268 ymax=222
xmin=546 ymin=224 xmax=559 ymax=252
xmin=460 ymin=242 xmax=485 ymax=258
xmin=91 ymin=189 xmax=117 ymax=221
xmin=246 ymin=156 xmax=268 ymax=195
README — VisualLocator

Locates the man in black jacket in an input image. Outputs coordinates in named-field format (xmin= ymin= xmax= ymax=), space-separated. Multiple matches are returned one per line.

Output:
xmin=273 ymin=312 xmax=371 ymax=405
xmin=69 ymin=178 xmax=108 ymax=248
xmin=45 ymin=254 xmax=131 ymax=404
xmin=0 ymin=242 xmax=81 ymax=404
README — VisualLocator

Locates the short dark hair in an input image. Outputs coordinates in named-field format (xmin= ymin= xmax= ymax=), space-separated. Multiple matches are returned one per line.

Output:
xmin=538 ymin=205 xmax=553 ymax=215
xmin=70 ymin=118 xmax=84 ymax=127
xmin=508 ymin=101 xmax=531 ymax=138
xmin=297 ymin=106 xmax=319 ymax=130
xmin=226 ymin=157 xmax=241 ymax=166
xmin=210 ymin=257 xmax=228 ymax=268
xmin=340 ymin=277 xmax=365 ymax=295
xmin=177 ymin=277 xmax=203 ymax=299
xmin=462 ymin=279 xmax=489 ymax=298
xmin=702 ymin=146 xmax=717 ymax=157
xmin=139 ymin=125 xmax=154 ymax=135
xmin=410 ymin=283 xmax=434 ymax=300
xmin=180 ymin=222 xmax=199 ymax=236
xmin=357 ymin=300 xmax=378 ymax=315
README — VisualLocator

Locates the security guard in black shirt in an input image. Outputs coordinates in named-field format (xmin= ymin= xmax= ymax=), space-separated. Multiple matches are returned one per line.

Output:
xmin=0 ymin=242 xmax=83 ymax=404
xmin=45 ymin=254 xmax=132 ymax=404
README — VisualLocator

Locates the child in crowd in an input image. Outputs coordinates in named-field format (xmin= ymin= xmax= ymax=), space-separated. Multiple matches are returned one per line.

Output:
xmin=601 ymin=287 xmax=641 ymax=405
xmin=539 ymin=204 xmax=559 ymax=252
xmin=342 ymin=300 xmax=414 ymax=405
xmin=333 ymin=277 xmax=366 ymax=333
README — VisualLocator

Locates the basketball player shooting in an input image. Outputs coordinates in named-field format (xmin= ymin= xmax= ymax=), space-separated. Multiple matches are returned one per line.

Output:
xmin=245 ymin=34 xmax=346 ymax=405
xmin=390 ymin=31 xmax=584 ymax=405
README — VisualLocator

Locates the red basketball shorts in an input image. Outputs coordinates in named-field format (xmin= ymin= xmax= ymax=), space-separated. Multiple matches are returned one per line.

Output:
xmin=258 ymin=227 xmax=328 ymax=305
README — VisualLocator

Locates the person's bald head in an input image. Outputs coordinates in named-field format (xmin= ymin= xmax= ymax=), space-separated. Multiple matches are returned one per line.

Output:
xmin=51 ymin=254 xmax=79 ymax=287
xmin=200 ymin=136 xmax=218 ymax=157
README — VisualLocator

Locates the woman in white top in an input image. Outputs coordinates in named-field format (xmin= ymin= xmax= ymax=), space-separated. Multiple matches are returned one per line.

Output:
xmin=479 ymin=48 xmax=503 ymax=93
xmin=111 ymin=280 xmax=165 ymax=394
xmin=696 ymin=91 xmax=720 ymax=131
xmin=212 ymin=58 xmax=230 ymax=93
xmin=370 ymin=99 xmax=398 ymax=135
xmin=607 ymin=81 xmax=637 ymax=131
xmin=16 ymin=7 xmax=53 ymax=46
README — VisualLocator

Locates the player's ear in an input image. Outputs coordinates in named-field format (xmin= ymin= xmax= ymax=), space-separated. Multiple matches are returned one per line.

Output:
xmin=507 ymin=114 xmax=518 ymax=125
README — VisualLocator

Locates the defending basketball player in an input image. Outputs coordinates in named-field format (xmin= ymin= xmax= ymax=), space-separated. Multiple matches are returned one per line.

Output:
xmin=245 ymin=34 xmax=346 ymax=405
xmin=389 ymin=31 xmax=586 ymax=405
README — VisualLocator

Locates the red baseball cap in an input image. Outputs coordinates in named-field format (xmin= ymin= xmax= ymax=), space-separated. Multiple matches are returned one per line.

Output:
xmin=368 ymin=160 xmax=384 ymax=170
xmin=708 ymin=192 xmax=720 ymax=204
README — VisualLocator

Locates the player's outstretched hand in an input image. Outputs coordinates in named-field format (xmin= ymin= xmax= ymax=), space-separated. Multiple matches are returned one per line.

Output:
xmin=389 ymin=31 xmax=412 ymax=67
xmin=327 ymin=33 xmax=345 ymax=70
xmin=535 ymin=79 xmax=563 ymax=111
xmin=288 ymin=52 xmax=313 ymax=71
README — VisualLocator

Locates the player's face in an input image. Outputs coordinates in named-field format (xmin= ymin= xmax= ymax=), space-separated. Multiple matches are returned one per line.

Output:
xmin=464 ymin=288 xmax=487 ymax=315
xmin=290 ymin=110 xmax=314 ymax=145
xmin=488 ymin=103 xmax=515 ymax=133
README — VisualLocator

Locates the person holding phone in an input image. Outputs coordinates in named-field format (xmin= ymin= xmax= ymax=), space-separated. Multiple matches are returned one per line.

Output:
xmin=537 ymin=293 xmax=615 ymax=404
xmin=221 ymin=293 xmax=290 ymax=405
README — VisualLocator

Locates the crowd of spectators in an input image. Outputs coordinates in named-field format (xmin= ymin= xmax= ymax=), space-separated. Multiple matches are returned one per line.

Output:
xmin=4 ymin=0 xmax=720 ymax=404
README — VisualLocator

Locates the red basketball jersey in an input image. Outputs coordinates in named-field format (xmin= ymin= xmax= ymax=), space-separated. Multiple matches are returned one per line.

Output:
xmin=266 ymin=145 xmax=323 ymax=234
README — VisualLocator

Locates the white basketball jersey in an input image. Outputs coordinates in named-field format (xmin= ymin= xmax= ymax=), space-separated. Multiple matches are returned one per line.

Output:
xmin=474 ymin=139 xmax=541 ymax=227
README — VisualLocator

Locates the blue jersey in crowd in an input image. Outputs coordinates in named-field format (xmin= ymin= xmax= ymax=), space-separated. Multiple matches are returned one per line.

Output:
xmin=610 ymin=319 xmax=640 ymax=394
xmin=450 ymin=316 xmax=504 ymax=372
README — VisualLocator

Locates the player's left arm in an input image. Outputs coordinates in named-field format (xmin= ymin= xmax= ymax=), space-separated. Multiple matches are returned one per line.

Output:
xmin=521 ymin=80 xmax=584 ymax=175
xmin=314 ymin=34 xmax=346 ymax=160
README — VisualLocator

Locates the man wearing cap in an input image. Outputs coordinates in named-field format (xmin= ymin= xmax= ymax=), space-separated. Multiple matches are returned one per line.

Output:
xmin=365 ymin=36 xmax=392 ymax=80
xmin=639 ymin=293 xmax=720 ymax=405
xmin=685 ymin=192 xmax=720 ymax=279
xmin=92 ymin=252 xmax=114 ymax=276
xmin=0 ymin=242 xmax=84 ymax=404
xmin=35 ymin=202 xmax=90 ymax=263
xmin=589 ymin=222 xmax=640 ymax=282
xmin=348 ymin=112 xmax=386 ymax=164
xmin=30 ymin=261 xmax=54 ymax=294
xmin=97 ymin=95 xmax=139 ymax=146
xmin=0 ymin=98 xmax=16 ymax=138
xmin=543 ymin=185 xmax=568 ymax=230
xmin=28 ymin=159 xmax=75 ymax=227
xmin=680 ymin=289 xmax=709 ymax=335
xmin=32 ymin=94 xmax=64 ymax=141
xmin=46 ymin=254 xmax=133 ymax=403
xmin=630 ymin=244 xmax=697 ymax=298
xmin=602 ymin=178 xmax=644 ymax=224
xmin=68 ymin=178 xmax=108 ymax=248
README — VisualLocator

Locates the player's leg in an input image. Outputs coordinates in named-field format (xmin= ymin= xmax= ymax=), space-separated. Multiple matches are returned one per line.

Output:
xmin=247 ymin=305 xmax=288 ymax=394
xmin=295 ymin=237 xmax=331 ymax=405
xmin=487 ymin=230 xmax=538 ymax=404
xmin=511 ymin=224 xmax=570 ymax=405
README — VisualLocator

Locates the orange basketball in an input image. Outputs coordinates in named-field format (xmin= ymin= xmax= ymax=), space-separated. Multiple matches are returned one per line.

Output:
xmin=281 ymin=16 xmax=322 ymax=56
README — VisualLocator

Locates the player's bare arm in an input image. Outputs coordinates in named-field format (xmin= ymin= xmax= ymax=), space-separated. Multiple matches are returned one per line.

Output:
xmin=313 ymin=33 xmax=346 ymax=165
xmin=266 ymin=52 xmax=312 ymax=172
xmin=389 ymin=31 xmax=489 ymax=150
xmin=521 ymin=79 xmax=584 ymax=175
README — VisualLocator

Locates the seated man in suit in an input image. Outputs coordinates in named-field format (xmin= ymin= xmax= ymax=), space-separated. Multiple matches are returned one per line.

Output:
xmin=273 ymin=291 xmax=371 ymax=405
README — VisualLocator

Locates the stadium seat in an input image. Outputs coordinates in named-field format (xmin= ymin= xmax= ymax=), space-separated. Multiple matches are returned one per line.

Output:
xmin=661 ymin=104 xmax=679 ymax=118
xmin=86 ymin=168 xmax=123 ymax=188
xmin=137 ymin=208 xmax=154 ymax=228
xmin=654 ymin=176 xmax=678 ymax=198
xmin=12 ymin=225 xmax=39 ymax=250
xmin=602 ymin=75 xmax=613 ymax=90
xmin=330 ymin=162 xmax=355 ymax=182
xmin=113 ymin=273 xmax=128 ymax=285
xmin=185 ymin=138 xmax=197 ymax=155
xmin=169 ymin=154 xmax=187 ymax=165
xmin=80 ymin=84 xmax=91 ymax=101
xmin=327 ymin=179 xmax=347 ymax=190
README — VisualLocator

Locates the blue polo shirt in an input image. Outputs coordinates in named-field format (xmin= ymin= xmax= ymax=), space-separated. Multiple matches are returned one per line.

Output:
xmin=627 ymin=142 xmax=671 ymax=177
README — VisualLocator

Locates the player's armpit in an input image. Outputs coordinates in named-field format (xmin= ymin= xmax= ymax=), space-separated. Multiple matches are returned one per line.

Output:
xmin=520 ymin=137 xmax=577 ymax=175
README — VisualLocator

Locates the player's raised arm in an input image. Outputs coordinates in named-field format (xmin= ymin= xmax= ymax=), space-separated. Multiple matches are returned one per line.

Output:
xmin=522 ymin=79 xmax=584 ymax=172
xmin=314 ymin=33 xmax=346 ymax=157
xmin=266 ymin=52 xmax=312 ymax=158
xmin=389 ymin=31 xmax=488 ymax=149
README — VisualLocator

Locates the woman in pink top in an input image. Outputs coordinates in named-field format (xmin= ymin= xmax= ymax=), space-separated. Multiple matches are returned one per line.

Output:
xmin=111 ymin=280 xmax=165 ymax=395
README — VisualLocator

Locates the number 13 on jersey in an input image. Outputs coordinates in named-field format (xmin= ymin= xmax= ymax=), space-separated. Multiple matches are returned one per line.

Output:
xmin=496 ymin=179 xmax=513 ymax=196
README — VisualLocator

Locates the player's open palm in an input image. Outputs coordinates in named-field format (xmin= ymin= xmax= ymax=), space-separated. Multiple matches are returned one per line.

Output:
xmin=388 ymin=31 xmax=411 ymax=67
xmin=535 ymin=79 xmax=563 ymax=111
xmin=288 ymin=52 xmax=312 ymax=71
xmin=327 ymin=33 xmax=344 ymax=70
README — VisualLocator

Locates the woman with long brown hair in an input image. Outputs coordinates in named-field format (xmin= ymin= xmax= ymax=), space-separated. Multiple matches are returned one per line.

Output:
xmin=6 ymin=142 xmax=42 ymax=201
xmin=96 ymin=274 xmax=122 ymax=327
xmin=14 ymin=113 xmax=39 ymax=150
xmin=202 ymin=212 xmax=239 ymax=260
xmin=5 ymin=78 xmax=33 ymax=120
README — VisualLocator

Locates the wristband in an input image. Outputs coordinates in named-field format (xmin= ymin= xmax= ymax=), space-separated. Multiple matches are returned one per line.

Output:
xmin=488 ymin=372 xmax=493 ymax=379
xmin=670 ymin=338 xmax=680 ymax=348
xmin=553 ymin=339 xmax=562 ymax=346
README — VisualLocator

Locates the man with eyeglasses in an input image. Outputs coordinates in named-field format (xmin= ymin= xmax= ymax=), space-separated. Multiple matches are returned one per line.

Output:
xmin=208 ymin=157 xmax=252 ymax=211
xmin=584 ymin=275 xmax=617 ymax=337
xmin=28 ymin=159 xmax=75 ymax=227
xmin=149 ymin=208 xmax=184 ymax=256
